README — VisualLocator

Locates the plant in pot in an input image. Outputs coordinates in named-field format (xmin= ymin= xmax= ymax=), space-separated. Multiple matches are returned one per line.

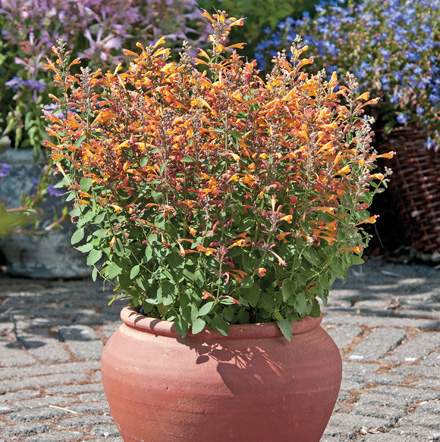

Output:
xmin=44 ymin=10 xmax=391 ymax=442
xmin=0 ymin=0 xmax=210 ymax=277
xmin=0 ymin=159 xmax=67 ymax=239
xmin=255 ymin=0 xmax=440 ymax=256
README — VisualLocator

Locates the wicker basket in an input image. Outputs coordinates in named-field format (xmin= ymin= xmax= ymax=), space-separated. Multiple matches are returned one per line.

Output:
xmin=375 ymin=127 xmax=440 ymax=254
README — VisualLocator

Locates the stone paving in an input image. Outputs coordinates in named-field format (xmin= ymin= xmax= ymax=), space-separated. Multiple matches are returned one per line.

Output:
xmin=0 ymin=258 xmax=439 ymax=442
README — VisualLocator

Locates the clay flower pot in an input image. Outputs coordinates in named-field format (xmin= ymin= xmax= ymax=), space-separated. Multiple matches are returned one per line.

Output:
xmin=101 ymin=307 xmax=342 ymax=442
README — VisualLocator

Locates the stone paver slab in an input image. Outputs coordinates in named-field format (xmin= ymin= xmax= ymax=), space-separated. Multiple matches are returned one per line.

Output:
xmin=347 ymin=327 xmax=407 ymax=361
xmin=385 ymin=332 xmax=440 ymax=363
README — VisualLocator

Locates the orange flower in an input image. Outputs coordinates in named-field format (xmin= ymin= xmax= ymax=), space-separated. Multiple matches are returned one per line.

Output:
xmin=255 ymin=267 xmax=266 ymax=277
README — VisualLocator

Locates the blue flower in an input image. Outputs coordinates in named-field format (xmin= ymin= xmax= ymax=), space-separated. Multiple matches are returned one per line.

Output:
xmin=23 ymin=79 xmax=46 ymax=92
xmin=380 ymin=77 xmax=390 ymax=90
xmin=429 ymin=93 xmax=440 ymax=105
xmin=5 ymin=76 xmax=25 ymax=91
xmin=393 ymin=71 xmax=403 ymax=81
xmin=5 ymin=77 xmax=46 ymax=93
xmin=390 ymin=91 xmax=403 ymax=103
xmin=397 ymin=113 xmax=409 ymax=124
xmin=326 ymin=64 xmax=339 ymax=74
xmin=0 ymin=163 xmax=12 ymax=178
xmin=424 ymin=137 xmax=437 ymax=149
xmin=48 ymin=184 xmax=63 ymax=197
xmin=406 ymin=52 xmax=420 ymax=62
xmin=380 ymin=48 xmax=390 ymax=61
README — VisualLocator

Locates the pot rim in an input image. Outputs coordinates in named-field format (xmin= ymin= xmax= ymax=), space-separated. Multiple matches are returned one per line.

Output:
xmin=120 ymin=306 xmax=322 ymax=340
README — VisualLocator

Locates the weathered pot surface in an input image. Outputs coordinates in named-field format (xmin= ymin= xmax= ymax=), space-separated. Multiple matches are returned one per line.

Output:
xmin=0 ymin=149 xmax=89 ymax=278
xmin=101 ymin=307 xmax=342 ymax=442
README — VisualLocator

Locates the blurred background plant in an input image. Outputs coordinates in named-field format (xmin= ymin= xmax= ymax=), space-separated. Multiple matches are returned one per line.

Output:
xmin=0 ymin=158 xmax=66 ymax=238
xmin=255 ymin=0 xmax=440 ymax=150
xmin=197 ymin=0 xmax=319 ymax=60
xmin=0 ymin=0 xmax=211 ymax=157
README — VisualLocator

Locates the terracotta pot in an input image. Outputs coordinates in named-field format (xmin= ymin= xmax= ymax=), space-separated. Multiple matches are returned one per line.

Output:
xmin=101 ymin=307 xmax=342 ymax=442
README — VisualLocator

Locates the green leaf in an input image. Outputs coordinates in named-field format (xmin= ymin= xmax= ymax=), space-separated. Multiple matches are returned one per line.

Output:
xmin=281 ymin=278 xmax=296 ymax=302
xmin=294 ymin=293 xmax=308 ymax=316
xmin=237 ymin=309 xmax=249 ymax=324
xmin=277 ymin=319 xmax=293 ymax=341
xmin=91 ymin=266 xmax=98 ymax=282
xmin=75 ymin=243 xmax=93 ymax=253
xmin=168 ymin=252 xmax=184 ymax=270
xmin=94 ymin=212 xmax=106 ymax=224
xmin=164 ymin=222 xmax=177 ymax=238
xmin=93 ymin=228 xmax=108 ymax=239
xmin=80 ymin=177 xmax=92 ymax=192
xmin=53 ymin=177 xmax=68 ymax=189
xmin=383 ymin=121 xmax=395 ymax=135
xmin=193 ymin=269 xmax=205 ymax=288
xmin=300 ymin=220 xmax=311 ymax=235
xmin=241 ymin=252 xmax=256 ymax=272
xmin=241 ymin=275 xmax=253 ymax=288
xmin=77 ymin=209 xmax=95 ymax=228
xmin=198 ymin=301 xmax=214 ymax=316
xmin=303 ymin=249 xmax=320 ymax=266
xmin=119 ymin=271 xmax=132 ymax=290
xmin=258 ymin=290 xmax=276 ymax=309
xmin=309 ymin=299 xmax=321 ymax=318
xmin=87 ymin=249 xmax=102 ymax=266
xmin=174 ymin=316 xmax=189 ymax=337
xmin=191 ymin=318 xmax=206 ymax=335
xmin=242 ymin=283 xmax=260 ymax=307
xmin=351 ymin=255 xmax=364 ymax=266
xmin=130 ymin=265 xmax=140 ymax=279
xmin=238 ymin=218 xmax=255 ymax=231
xmin=222 ymin=306 xmax=235 ymax=322
xmin=71 ymin=228 xmax=85 ymax=245
xmin=145 ymin=246 xmax=153 ymax=262
xmin=182 ymin=268 xmax=194 ymax=282
xmin=151 ymin=191 xmax=163 ymax=203
xmin=211 ymin=315 xmax=229 ymax=336
xmin=157 ymin=281 xmax=176 ymax=306
xmin=75 ymin=134 xmax=86 ymax=147
xmin=106 ymin=262 xmax=122 ymax=279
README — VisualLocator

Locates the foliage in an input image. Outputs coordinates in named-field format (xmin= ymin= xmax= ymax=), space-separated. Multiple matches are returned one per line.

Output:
xmin=0 ymin=0 xmax=210 ymax=157
xmin=255 ymin=0 xmax=440 ymax=150
xmin=44 ymin=11 xmax=391 ymax=339
xmin=196 ymin=0 xmax=319 ymax=59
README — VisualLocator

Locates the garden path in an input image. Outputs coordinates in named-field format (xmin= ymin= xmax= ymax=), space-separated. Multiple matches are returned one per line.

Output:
xmin=0 ymin=259 xmax=439 ymax=442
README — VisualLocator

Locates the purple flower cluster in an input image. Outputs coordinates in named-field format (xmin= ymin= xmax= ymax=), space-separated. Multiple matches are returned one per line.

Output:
xmin=0 ymin=163 xmax=12 ymax=178
xmin=5 ymin=76 xmax=47 ymax=101
xmin=256 ymin=0 xmax=440 ymax=150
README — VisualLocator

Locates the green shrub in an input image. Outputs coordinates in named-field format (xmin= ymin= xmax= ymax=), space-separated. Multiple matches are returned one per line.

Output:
xmin=197 ymin=0 xmax=319 ymax=59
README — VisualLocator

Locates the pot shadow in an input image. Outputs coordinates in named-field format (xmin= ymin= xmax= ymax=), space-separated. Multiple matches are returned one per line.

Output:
xmin=176 ymin=334 xmax=289 ymax=396
xmin=129 ymin=312 xmax=288 ymax=395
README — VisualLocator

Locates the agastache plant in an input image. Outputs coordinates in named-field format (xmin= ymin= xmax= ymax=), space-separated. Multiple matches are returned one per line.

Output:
xmin=44 ymin=11 xmax=392 ymax=340
xmin=256 ymin=0 xmax=440 ymax=150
